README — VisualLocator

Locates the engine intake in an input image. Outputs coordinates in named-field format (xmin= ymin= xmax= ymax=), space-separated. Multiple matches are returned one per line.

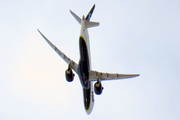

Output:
xmin=65 ymin=67 xmax=75 ymax=82
xmin=94 ymin=82 xmax=103 ymax=95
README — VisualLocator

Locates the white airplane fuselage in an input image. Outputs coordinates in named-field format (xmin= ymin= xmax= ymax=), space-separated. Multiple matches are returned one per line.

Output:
xmin=78 ymin=16 xmax=94 ymax=114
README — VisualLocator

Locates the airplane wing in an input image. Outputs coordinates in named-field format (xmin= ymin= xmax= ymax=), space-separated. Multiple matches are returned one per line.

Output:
xmin=89 ymin=70 xmax=139 ymax=81
xmin=37 ymin=29 xmax=78 ymax=73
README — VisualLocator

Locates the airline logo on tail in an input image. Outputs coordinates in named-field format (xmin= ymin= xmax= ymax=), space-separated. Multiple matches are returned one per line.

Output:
xmin=85 ymin=4 xmax=95 ymax=21
xmin=86 ymin=13 xmax=92 ymax=21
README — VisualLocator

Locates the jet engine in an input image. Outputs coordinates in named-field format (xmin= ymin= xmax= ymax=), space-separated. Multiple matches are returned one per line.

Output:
xmin=94 ymin=82 xmax=103 ymax=95
xmin=65 ymin=67 xmax=75 ymax=82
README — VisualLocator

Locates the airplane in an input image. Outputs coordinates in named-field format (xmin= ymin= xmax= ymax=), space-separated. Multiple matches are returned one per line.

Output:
xmin=37 ymin=4 xmax=139 ymax=115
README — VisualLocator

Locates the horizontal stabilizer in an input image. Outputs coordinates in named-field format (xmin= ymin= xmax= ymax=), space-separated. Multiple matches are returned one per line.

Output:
xmin=85 ymin=21 xmax=99 ymax=28
xmin=89 ymin=70 xmax=140 ymax=81
xmin=70 ymin=10 xmax=81 ymax=24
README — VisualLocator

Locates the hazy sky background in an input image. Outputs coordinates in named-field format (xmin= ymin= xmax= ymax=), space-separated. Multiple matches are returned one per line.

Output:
xmin=0 ymin=0 xmax=180 ymax=120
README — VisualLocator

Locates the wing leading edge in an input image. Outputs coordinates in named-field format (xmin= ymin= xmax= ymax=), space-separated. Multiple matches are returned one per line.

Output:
xmin=37 ymin=29 xmax=139 ymax=81
xmin=89 ymin=70 xmax=139 ymax=81
xmin=37 ymin=29 xmax=78 ymax=73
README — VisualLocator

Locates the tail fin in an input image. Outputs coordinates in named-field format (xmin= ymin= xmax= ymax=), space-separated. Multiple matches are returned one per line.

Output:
xmin=70 ymin=4 xmax=99 ymax=28
xmin=85 ymin=4 xmax=95 ymax=21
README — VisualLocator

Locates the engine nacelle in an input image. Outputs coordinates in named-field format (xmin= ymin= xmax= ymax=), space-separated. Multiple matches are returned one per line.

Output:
xmin=94 ymin=82 xmax=103 ymax=95
xmin=65 ymin=68 xmax=75 ymax=82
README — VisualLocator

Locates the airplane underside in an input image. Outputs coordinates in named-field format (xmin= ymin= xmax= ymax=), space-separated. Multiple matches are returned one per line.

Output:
xmin=37 ymin=4 xmax=139 ymax=115
xmin=83 ymin=87 xmax=91 ymax=110
xmin=78 ymin=36 xmax=90 ymax=89
xmin=78 ymin=36 xmax=93 ymax=112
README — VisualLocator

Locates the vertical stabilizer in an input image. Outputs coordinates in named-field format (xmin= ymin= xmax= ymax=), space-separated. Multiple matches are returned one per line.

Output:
xmin=85 ymin=4 xmax=95 ymax=21
xmin=70 ymin=4 xmax=99 ymax=28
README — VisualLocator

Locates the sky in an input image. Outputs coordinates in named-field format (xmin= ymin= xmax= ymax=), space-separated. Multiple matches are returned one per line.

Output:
xmin=0 ymin=0 xmax=180 ymax=119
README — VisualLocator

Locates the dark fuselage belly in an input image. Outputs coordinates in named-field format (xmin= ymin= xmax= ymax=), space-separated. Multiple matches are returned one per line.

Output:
xmin=78 ymin=36 xmax=91 ymax=110
xmin=78 ymin=37 xmax=90 ymax=89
